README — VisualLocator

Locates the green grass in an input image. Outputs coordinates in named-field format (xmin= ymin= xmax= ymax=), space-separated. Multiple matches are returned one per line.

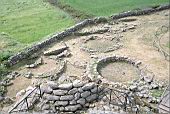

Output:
xmin=0 ymin=0 xmax=74 ymax=44
xmin=0 ymin=0 xmax=169 ymax=67
xmin=0 ymin=0 xmax=75 ymax=64
xmin=150 ymin=89 xmax=164 ymax=98
xmin=166 ymin=42 xmax=170 ymax=48
xmin=60 ymin=0 xmax=169 ymax=16
xmin=0 ymin=64 xmax=9 ymax=81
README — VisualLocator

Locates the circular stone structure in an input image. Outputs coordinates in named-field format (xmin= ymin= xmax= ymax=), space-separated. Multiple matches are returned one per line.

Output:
xmin=86 ymin=55 xmax=142 ymax=83
xmin=98 ymin=61 xmax=139 ymax=83
xmin=159 ymin=32 xmax=169 ymax=54
xmin=81 ymin=38 xmax=122 ymax=53
xmin=153 ymin=25 xmax=170 ymax=61
xmin=34 ymin=59 xmax=66 ymax=79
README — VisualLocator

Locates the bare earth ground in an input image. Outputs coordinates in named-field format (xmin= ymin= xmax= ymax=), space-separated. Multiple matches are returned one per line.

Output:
xmin=6 ymin=76 xmax=31 ymax=98
xmin=7 ymin=10 xmax=169 ymax=99
xmin=98 ymin=62 xmax=140 ymax=84
xmin=114 ymin=11 xmax=169 ymax=81
xmin=160 ymin=32 xmax=169 ymax=53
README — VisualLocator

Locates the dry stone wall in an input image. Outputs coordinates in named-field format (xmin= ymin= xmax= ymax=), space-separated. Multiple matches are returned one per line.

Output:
xmin=7 ymin=19 xmax=94 ymax=66
xmin=7 ymin=4 xmax=170 ymax=66
xmin=86 ymin=55 xmax=142 ymax=81
xmin=34 ymin=60 xmax=66 ymax=79
xmin=38 ymin=80 xmax=104 ymax=113
xmin=111 ymin=4 xmax=170 ymax=19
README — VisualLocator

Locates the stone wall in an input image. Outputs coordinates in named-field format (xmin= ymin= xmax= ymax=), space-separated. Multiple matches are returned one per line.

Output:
xmin=7 ymin=4 xmax=170 ymax=66
xmin=7 ymin=19 xmax=94 ymax=66
xmin=34 ymin=60 xmax=66 ymax=79
xmin=111 ymin=4 xmax=170 ymax=19
xmin=38 ymin=80 xmax=103 ymax=113
xmin=86 ymin=55 xmax=142 ymax=82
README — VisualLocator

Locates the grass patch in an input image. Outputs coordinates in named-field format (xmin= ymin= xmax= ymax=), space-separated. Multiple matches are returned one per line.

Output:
xmin=0 ymin=64 xmax=9 ymax=81
xmin=166 ymin=42 xmax=170 ymax=48
xmin=0 ymin=0 xmax=74 ymax=44
xmin=48 ymin=0 xmax=92 ymax=19
xmin=0 ymin=0 xmax=75 ymax=63
xmin=60 ymin=0 xmax=169 ymax=16
xmin=150 ymin=89 xmax=164 ymax=98
xmin=0 ymin=33 xmax=25 ymax=62
xmin=0 ymin=51 xmax=12 ymax=62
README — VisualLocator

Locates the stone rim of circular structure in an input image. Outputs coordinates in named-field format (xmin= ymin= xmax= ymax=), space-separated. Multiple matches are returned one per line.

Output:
xmin=86 ymin=55 xmax=143 ymax=84
xmin=81 ymin=38 xmax=122 ymax=53
xmin=34 ymin=60 xmax=66 ymax=79
xmin=153 ymin=25 xmax=170 ymax=61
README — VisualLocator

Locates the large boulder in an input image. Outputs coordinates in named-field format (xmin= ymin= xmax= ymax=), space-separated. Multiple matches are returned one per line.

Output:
xmin=44 ymin=42 xmax=68 ymax=56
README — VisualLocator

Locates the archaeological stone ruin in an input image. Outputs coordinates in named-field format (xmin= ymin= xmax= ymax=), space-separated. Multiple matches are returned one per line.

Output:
xmin=0 ymin=4 xmax=170 ymax=114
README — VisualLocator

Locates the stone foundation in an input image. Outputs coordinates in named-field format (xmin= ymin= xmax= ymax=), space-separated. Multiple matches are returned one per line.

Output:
xmin=86 ymin=55 xmax=142 ymax=82
xmin=7 ymin=4 xmax=170 ymax=66
xmin=37 ymin=80 xmax=104 ymax=113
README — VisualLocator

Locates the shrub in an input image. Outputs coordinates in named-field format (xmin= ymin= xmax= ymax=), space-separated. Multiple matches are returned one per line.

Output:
xmin=0 ymin=51 xmax=12 ymax=62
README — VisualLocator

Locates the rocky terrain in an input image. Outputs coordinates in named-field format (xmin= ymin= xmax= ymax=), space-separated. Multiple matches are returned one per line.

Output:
xmin=0 ymin=9 xmax=169 ymax=114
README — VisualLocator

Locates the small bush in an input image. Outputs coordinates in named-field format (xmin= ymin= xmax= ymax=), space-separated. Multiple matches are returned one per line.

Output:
xmin=0 ymin=51 xmax=12 ymax=62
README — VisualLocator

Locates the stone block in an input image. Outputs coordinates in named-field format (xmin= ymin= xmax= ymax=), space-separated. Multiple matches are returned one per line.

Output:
xmin=81 ymin=91 xmax=91 ymax=98
xmin=77 ymin=98 xmax=86 ymax=105
xmin=60 ymin=95 xmax=74 ymax=101
xmin=53 ymin=90 xmax=68 ymax=96
xmin=40 ymin=85 xmax=53 ymax=94
xmin=73 ymin=80 xmax=85 ymax=88
xmin=69 ymin=100 xmax=77 ymax=105
xmin=74 ymin=92 xmax=81 ymax=100
xmin=68 ymin=88 xmax=78 ymax=94
xmin=43 ymin=94 xmax=60 ymax=101
xmin=58 ymin=83 xmax=73 ymax=90
xmin=82 ymin=82 xmax=95 ymax=91
xmin=65 ymin=104 xmax=82 ymax=112
xmin=55 ymin=101 xmax=68 ymax=106
xmin=86 ymin=94 xmax=97 ymax=102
